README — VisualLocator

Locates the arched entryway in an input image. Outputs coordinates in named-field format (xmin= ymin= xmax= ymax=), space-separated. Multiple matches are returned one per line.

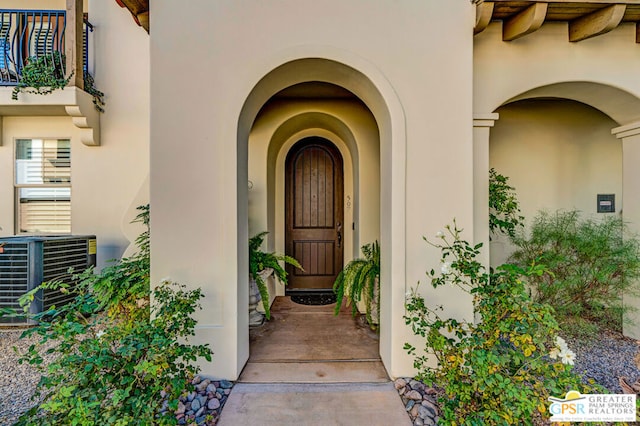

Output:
xmin=238 ymin=53 xmax=407 ymax=379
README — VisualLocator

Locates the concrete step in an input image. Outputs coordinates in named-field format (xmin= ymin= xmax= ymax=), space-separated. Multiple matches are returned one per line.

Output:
xmin=238 ymin=360 xmax=389 ymax=383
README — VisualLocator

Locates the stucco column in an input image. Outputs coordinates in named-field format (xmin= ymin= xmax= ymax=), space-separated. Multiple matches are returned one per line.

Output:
xmin=473 ymin=113 xmax=499 ymax=269
xmin=613 ymin=121 xmax=640 ymax=339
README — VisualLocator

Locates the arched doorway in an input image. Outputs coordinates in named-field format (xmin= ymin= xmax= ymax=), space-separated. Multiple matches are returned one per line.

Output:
xmin=285 ymin=137 xmax=344 ymax=291
xmin=239 ymin=54 xmax=407 ymax=379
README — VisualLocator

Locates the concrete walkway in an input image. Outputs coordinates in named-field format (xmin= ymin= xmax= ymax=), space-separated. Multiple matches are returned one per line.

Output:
xmin=217 ymin=296 xmax=412 ymax=425
xmin=217 ymin=382 xmax=412 ymax=426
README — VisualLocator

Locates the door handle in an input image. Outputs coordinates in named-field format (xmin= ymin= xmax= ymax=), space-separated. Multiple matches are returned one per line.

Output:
xmin=337 ymin=222 xmax=342 ymax=248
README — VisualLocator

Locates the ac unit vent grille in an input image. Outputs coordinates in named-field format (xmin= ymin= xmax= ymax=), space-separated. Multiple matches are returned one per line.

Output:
xmin=42 ymin=238 xmax=89 ymax=311
xmin=0 ymin=243 xmax=29 ymax=313
xmin=0 ymin=235 xmax=96 ymax=324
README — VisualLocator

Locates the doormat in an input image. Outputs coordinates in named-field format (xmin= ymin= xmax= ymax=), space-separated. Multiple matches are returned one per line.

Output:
xmin=290 ymin=293 xmax=337 ymax=306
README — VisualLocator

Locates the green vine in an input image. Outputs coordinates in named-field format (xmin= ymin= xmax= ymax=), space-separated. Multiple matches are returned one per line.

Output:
xmin=12 ymin=51 xmax=105 ymax=112
xmin=83 ymin=71 xmax=105 ymax=113
xmin=12 ymin=52 xmax=71 ymax=100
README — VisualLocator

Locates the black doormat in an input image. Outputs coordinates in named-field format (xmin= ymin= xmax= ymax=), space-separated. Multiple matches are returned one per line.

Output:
xmin=290 ymin=293 xmax=337 ymax=306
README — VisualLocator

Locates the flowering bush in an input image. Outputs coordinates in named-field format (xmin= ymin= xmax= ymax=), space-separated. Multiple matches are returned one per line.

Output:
xmin=404 ymin=221 xmax=601 ymax=425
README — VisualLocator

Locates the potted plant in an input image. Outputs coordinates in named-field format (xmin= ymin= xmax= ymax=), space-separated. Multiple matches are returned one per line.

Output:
xmin=249 ymin=231 xmax=302 ymax=322
xmin=333 ymin=240 xmax=380 ymax=330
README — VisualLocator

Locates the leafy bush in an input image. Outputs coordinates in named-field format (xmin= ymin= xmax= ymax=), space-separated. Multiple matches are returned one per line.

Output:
xmin=509 ymin=210 xmax=640 ymax=332
xmin=489 ymin=168 xmax=524 ymax=239
xmin=15 ymin=205 xmax=212 ymax=425
xmin=333 ymin=241 xmax=380 ymax=329
xmin=404 ymin=222 xmax=599 ymax=425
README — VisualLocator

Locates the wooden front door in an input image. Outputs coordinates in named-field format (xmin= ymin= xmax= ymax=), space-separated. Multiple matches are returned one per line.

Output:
xmin=285 ymin=137 xmax=344 ymax=290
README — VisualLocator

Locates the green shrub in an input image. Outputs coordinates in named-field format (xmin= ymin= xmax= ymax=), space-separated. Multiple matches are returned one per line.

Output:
xmin=15 ymin=205 xmax=212 ymax=425
xmin=509 ymin=210 xmax=640 ymax=332
xmin=404 ymin=221 xmax=600 ymax=425
xmin=489 ymin=168 xmax=524 ymax=239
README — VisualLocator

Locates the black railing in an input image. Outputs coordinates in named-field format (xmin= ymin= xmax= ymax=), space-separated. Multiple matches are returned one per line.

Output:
xmin=0 ymin=9 xmax=91 ymax=86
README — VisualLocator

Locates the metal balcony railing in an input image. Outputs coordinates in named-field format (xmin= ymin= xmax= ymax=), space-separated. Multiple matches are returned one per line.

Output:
xmin=0 ymin=9 xmax=91 ymax=86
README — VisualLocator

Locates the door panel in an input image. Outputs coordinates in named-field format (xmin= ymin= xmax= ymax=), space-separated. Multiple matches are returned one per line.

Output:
xmin=286 ymin=137 xmax=343 ymax=290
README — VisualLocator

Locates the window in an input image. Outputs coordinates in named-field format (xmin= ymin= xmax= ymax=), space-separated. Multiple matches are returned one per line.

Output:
xmin=15 ymin=138 xmax=71 ymax=234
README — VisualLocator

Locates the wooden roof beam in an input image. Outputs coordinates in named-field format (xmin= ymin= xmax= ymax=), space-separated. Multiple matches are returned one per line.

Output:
xmin=475 ymin=2 xmax=495 ymax=35
xmin=503 ymin=3 xmax=548 ymax=41
xmin=569 ymin=4 xmax=626 ymax=42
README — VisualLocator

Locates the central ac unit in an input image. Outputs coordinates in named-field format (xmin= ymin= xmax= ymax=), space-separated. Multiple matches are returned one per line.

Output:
xmin=0 ymin=235 xmax=97 ymax=325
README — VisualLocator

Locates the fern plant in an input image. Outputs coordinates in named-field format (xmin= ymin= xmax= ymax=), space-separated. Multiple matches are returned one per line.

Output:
xmin=249 ymin=232 xmax=302 ymax=320
xmin=333 ymin=241 xmax=380 ymax=329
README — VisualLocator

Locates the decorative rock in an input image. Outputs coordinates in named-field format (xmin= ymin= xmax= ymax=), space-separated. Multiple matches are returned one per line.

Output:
xmin=405 ymin=400 xmax=415 ymax=411
xmin=187 ymin=391 xmax=196 ymax=402
xmin=421 ymin=399 xmax=438 ymax=415
xmin=208 ymin=398 xmax=221 ymax=410
xmin=220 ymin=380 xmax=233 ymax=389
xmin=423 ymin=417 xmax=436 ymax=426
xmin=191 ymin=398 xmax=201 ymax=412
xmin=215 ymin=392 xmax=223 ymax=400
xmin=195 ymin=379 xmax=210 ymax=392
xmin=410 ymin=403 xmax=420 ymax=418
xmin=195 ymin=406 xmax=205 ymax=417
xmin=405 ymin=390 xmax=423 ymax=401
xmin=206 ymin=383 xmax=217 ymax=393
xmin=192 ymin=376 xmax=202 ymax=385
xmin=414 ymin=418 xmax=424 ymax=426
xmin=418 ymin=405 xmax=434 ymax=419
xmin=223 ymin=388 xmax=231 ymax=395
xmin=394 ymin=378 xmax=407 ymax=390
xmin=175 ymin=401 xmax=186 ymax=415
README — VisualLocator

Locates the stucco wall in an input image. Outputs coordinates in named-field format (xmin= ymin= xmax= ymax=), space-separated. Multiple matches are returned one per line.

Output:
xmin=474 ymin=22 xmax=640 ymax=122
xmin=75 ymin=0 xmax=150 ymax=265
xmin=151 ymin=0 xmax=475 ymax=379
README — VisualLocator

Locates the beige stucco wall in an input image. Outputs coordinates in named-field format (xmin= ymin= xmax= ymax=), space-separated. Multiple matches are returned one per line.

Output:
xmin=1 ymin=1 xmax=66 ymax=9
xmin=74 ymin=0 xmax=150 ymax=265
xmin=151 ymin=0 xmax=475 ymax=379
xmin=489 ymin=99 xmax=622 ymax=265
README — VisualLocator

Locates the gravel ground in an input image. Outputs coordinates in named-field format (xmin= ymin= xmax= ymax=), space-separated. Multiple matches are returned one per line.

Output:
xmin=1 ymin=326 xmax=638 ymax=425
xmin=0 ymin=327 xmax=56 ymax=426
xmin=567 ymin=330 xmax=640 ymax=393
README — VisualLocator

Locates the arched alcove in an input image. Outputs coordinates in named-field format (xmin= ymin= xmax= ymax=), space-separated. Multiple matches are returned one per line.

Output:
xmin=237 ymin=54 xmax=406 ymax=377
